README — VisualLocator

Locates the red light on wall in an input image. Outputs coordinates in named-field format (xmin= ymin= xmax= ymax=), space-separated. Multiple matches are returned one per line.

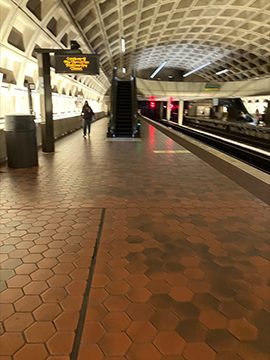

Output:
xmin=169 ymin=103 xmax=173 ymax=110
xmin=150 ymin=102 xmax=155 ymax=108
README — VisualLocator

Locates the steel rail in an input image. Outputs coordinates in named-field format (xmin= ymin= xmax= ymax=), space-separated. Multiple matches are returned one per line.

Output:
xmin=182 ymin=118 xmax=270 ymax=151
xmin=152 ymin=118 xmax=270 ymax=174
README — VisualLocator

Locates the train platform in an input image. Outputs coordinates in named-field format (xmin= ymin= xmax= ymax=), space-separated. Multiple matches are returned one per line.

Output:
xmin=0 ymin=117 xmax=269 ymax=360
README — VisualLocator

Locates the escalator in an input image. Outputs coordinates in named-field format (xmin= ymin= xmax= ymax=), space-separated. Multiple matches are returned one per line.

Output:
xmin=115 ymin=81 xmax=132 ymax=137
xmin=107 ymin=68 xmax=140 ymax=138
xmin=214 ymin=98 xmax=255 ymax=123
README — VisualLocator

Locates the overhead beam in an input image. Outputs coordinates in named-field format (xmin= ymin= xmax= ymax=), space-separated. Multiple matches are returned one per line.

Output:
xmin=136 ymin=77 xmax=270 ymax=100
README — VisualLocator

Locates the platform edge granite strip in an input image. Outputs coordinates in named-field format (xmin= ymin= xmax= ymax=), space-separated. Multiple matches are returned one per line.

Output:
xmin=70 ymin=208 xmax=106 ymax=360
xmin=143 ymin=117 xmax=270 ymax=205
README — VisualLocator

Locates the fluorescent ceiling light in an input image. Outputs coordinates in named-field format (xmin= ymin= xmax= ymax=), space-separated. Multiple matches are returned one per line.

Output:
xmin=150 ymin=61 xmax=167 ymax=78
xmin=183 ymin=61 xmax=211 ymax=77
xmin=216 ymin=69 xmax=229 ymax=75
xmin=121 ymin=38 xmax=125 ymax=52
xmin=122 ymin=68 xmax=126 ymax=73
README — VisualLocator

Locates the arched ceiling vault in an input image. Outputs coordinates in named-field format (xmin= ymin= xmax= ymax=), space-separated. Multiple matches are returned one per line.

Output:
xmin=1 ymin=0 xmax=270 ymax=88
xmin=66 ymin=0 xmax=270 ymax=82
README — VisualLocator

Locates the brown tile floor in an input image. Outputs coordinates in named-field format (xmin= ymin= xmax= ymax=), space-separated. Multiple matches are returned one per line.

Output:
xmin=0 ymin=118 xmax=269 ymax=360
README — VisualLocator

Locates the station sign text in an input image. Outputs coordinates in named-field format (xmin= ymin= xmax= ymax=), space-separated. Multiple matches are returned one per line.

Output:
xmin=55 ymin=54 xmax=99 ymax=75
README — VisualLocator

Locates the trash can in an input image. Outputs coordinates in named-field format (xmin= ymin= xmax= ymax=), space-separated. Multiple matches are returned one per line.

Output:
xmin=4 ymin=114 xmax=38 ymax=168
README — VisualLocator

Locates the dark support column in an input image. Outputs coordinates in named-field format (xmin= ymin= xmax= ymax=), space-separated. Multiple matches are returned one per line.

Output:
xmin=265 ymin=100 xmax=270 ymax=127
xmin=37 ymin=53 xmax=54 ymax=153
xmin=159 ymin=101 xmax=163 ymax=120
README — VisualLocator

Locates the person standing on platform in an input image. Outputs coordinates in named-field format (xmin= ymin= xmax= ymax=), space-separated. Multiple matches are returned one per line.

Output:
xmin=81 ymin=101 xmax=95 ymax=138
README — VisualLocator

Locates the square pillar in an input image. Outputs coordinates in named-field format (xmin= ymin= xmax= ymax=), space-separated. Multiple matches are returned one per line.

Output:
xmin=178 ymin=99 xmax=184 ymax=126
xmin=37 ymin=52 xmax=54 ymax=153
xmin=159 ymin=101 xmax=163 ymax=120
xmin=167 ymin=100 xmax=171 ymax=121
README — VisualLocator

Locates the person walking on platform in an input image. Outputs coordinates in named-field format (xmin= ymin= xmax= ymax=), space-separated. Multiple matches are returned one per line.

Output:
xmin=81 ymin=101 xmax=95 ymax=138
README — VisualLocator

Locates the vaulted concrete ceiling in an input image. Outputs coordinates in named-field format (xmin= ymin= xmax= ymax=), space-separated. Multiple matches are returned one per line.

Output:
xmin=65 ymin=0 xmax=270 ymax=82
xmin=1 ymin=0 xmax=270 ymax=87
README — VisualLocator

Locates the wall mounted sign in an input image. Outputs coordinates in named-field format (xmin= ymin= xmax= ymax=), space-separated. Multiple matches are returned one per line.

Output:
xmin=55 ymin=54 xmax=99 ymax=75
xmin=213 ymin=98 xmax=219 ymax=106
xmin=205 ymin=85 xmax=219 ymax=91
xmin=28 ymin=83 xmax=36 ymax=90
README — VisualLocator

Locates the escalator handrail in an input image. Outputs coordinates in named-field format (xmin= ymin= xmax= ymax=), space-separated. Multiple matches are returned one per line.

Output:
xmin=131 ymin=70 xmax=138 ymax=136
xmin=109 ymin=68 xmax=118 ymax=135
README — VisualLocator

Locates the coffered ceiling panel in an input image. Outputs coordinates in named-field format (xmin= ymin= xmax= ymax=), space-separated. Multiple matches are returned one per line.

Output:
xmin=2 ymin=0 xmax=269 ymax=84
xmin=64 ymin=0 xmax=270 ymax=82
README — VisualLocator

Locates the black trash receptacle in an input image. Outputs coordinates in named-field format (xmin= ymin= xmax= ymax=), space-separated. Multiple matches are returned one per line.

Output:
xmin=4 ymin=114 xmax=38 ymax=168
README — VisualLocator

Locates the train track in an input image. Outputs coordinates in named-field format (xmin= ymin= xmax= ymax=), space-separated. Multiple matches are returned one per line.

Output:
xmin=147 ymin=117 xmax=270 ymax=174
xmin=183 ymin=117 xmax=270 ymax=151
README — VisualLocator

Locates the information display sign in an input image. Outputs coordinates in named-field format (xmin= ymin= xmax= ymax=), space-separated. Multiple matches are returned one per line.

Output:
xmin=55 ymin=54 xmax=99 ymax=75
xmin=213 ymin=98 xmax=219 ymax=106
xmin=205 ymin=85 xmax=219 ymax=91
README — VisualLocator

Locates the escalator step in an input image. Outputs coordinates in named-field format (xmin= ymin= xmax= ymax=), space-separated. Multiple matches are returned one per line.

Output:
xmin=114 ymin=80 xmax=133 ymax=138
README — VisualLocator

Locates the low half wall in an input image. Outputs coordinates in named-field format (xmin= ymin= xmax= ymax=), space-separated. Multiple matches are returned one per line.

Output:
xmin=0 ymin=112 xmax=106 ymax=164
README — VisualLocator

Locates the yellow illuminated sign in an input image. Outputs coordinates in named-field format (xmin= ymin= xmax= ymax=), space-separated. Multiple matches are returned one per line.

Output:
xmin=63 ymin=57 xmax=90 ymax=72
xmin=55 ymin=54 xmax=99 ymax=74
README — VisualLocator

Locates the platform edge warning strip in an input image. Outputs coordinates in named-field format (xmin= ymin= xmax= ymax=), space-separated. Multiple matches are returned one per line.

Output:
xmin=143 ymin=117 xmax=270 ymax=206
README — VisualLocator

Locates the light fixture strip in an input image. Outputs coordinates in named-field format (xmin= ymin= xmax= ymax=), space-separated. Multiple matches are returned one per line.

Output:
xmin=183 ymin=61 xmax=212 ymax=77
xmin=121 ymin=38 xmax=125 ymax=53
xmin=150 ymin=61 xmax=167 ymax=78
xmin=216 ymin=69 xmax=229 ymax=75
xmin=122 ymin=68 xmax=126 ymax=73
